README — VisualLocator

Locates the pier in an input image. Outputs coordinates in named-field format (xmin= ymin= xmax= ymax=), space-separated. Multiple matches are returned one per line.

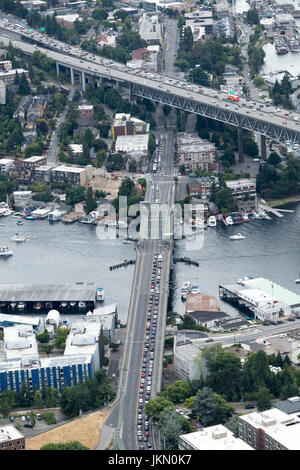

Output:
xmin=173 ymin=257 xmax=199 ymax=267
xmin=109 ymin=259 xmax=136 ymax=270
xmin=0 ymin=283 xmax=97 ymax=310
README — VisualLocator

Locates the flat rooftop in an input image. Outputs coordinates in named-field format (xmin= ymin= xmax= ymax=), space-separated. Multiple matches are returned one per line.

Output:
xmin=186 ymin=293 xmax=219 ymax=313
xmin=0 ymin=283 xmax=97 ymax=302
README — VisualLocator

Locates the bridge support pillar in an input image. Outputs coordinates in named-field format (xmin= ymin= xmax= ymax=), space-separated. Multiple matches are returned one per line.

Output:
xmin=81 ymin=71 xmax=86 ymax=91
xmin=70 ymin=67 xmax=74 ymax=85
xmin=180 ymin=110 xmax=187 ymax=132
xmin=238 ymin=126 xmax=244 ymax=163
xmin=260 ymin=134 xmax=267 ymax=160
xmin=56 ymin=62 xmax=59 ymax=76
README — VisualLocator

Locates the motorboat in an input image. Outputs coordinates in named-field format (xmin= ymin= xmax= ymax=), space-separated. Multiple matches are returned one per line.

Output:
xmin=16 ymin=220 xmax=24 ymax=226
xmin=208 ymin=216 xmax=217 ymax=227
xmin=191 ymin=285 xmax=200 ymax=294
xmin=70 ymin=301 xmax=77 ymax=308
xmin=34 ymin=302 xmax=42 ymax=310
xmin=242 ymin=213 xmax=249 ymax=222
xmin=226 ymin=216 xmax=234 ymax=225
xmin=78 ymin=301 xmax=86 ymax=310
xmin=96 ymin=287 xmax=105 ymax=302
xmin=60 ymin=302 xmax=68 ymax=309
xmin=181 ymin=281 xmax=191 ymax=299
xmin=0 ymin=246 xmax=13 ymax=257
xmin=123 ymin=239 xmax=134 ymax=245
xmin=295 ymin=273 xmax=300 ymax=284
xmin=230 ymin=233 xmax=246 ymax=240
xmin=10 ymin=302 xmax=17 ymax=310
xmin=11 ymin=233 xmax=27 ymax=242
xmin=16 ymin=302 xmax=25 ymax=311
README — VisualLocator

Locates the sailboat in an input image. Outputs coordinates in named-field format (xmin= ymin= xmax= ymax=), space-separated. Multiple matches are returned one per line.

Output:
xmin=295 ymin=273 xmax=300 ymax=284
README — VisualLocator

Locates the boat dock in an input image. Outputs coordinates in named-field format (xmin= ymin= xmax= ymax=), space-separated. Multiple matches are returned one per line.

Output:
xmin=173 ymin=257 xmax=199 ymax=267
xmin=0 ymin=283 xmax=97 ymax=310
xmin=109 ymin=259 xmax=136 ymax=270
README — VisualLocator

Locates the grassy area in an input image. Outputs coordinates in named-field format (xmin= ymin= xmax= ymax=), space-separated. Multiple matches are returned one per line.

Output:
xmin=267 ymin=195 xmax=300 ymax=208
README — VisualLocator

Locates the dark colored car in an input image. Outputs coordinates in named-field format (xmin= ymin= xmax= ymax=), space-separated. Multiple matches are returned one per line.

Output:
xmin=245 ymin=404 xmax=255 ymax=409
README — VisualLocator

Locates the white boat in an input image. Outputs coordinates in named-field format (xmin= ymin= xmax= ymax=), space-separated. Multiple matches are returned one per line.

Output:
xmin=241 ymin=213 xmax=249 ymax=222
xmin=295 ymin=273 xmax=300 ymax=284
xmin=78 ymin=301 xmax=86 ymax=309
xmin=123 ymin=239 xmax=134 ymax=245
xmin=10 ymin=302 xmax=17 ymax=310
xmin=96 ymin=287 xmax=105 ymax=302
xmin=226 ymin=216 xmax=234 ymax=225
xmin=16 ymin=302 xmax=25 ymax=311
xmin=191 ymin=285 xmax=200 ymax=294
xmin=11 ymin=233 xmax=27 ymax=242
xmin=208 ymin=216 xmax=217 ymax=227
xmin=230 ymin=233 xmax=246 ymax=240
xmin=0 ymin=246 xmax=13 ymax=257
xmin=181 ymin=281 xmax=191 ymax=298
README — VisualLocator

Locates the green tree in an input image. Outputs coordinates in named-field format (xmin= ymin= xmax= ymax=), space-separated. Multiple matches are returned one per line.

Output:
xmin=85 ymin=186 xmax=97 ymax=213
xmin=145 ymin=396 xmax=175 ymax=422
xmin=33 ymin=390 xmax=43 ymax=409
xmin=160 ymin=380 xmax=194 ymax=404
xmin=156 ymin=409 xmax=192 ymax=450
xmin=192 ymin=387 xmax=234 ymax=426
xmin=256 ymin=386 xmax=272 ymax=411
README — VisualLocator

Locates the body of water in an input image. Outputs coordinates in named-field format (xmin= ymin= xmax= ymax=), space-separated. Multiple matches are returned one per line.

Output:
xmin=0 ymin=217 xmax=135 ymax=323
xmin=172 ymin=203 xmax=300 ymax=317
xmin=0 ymin=204 xmax=299 ymax=324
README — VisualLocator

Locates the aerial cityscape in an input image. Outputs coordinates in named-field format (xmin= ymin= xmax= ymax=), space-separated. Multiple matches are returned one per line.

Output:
xmin=0 ymin=0 xmax=300 ymax=454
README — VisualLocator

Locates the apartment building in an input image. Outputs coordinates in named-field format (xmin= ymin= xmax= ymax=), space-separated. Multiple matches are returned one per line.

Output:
xmin=177 ymin=133 xmax=217 ymax=172
xmin=0 ymin=159 xmax=14 ymax=174
xmin=179 ymin=425 xmax=253 ymax=450
xmin=226 ymin=178 xmax=257 ymax=212
xmin=238 ymin=407 xmax=300 ymax=450
xmin=0 ymin=425 xmax=25 ymax=451
xmin=51 ymin=164 xmax=93 ymax=186
xmin=0 ymin=68 xmax=29 ymax=85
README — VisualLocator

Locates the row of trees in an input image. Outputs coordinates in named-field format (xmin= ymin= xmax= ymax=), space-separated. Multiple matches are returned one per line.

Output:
xmin=0 ymin=370 xmax=114 ymax=418
xmin=256 ymin=156 xmax=300 ymax=199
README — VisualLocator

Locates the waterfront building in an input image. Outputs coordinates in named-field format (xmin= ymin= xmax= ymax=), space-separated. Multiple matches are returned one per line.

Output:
xmin=226 ymin=178 xmax=257 ymax=212
xmin=0 ymin=425 xmax=25 ymax=450
xmin=179 ymin=425 xmax=253 ymax=451
xmin=219 ymin=277 xmax=300 ymax=321
xmin=13 ymin=191 xmax=32 ymax=208
xmin=239 ymin=408 xmax=300 ymax=450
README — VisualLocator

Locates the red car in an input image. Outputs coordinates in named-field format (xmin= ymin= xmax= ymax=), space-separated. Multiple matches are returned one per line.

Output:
xmin=141 ymin=373 xmax=146 ymax=378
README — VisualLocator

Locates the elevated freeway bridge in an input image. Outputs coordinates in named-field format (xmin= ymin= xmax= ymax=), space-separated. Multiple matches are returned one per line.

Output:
xmin=1 ymin=17 xmax=300 ymax=159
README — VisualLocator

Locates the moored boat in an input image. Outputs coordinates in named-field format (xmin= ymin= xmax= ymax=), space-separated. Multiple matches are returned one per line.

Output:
xmin=230 ymin=233 xmax=246 ymax=240
xmin=0 ymin=246 xmax=13 ymax=257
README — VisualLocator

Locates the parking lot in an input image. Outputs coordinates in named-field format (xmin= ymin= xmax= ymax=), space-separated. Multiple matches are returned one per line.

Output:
xmin=257 ymin=328 xmax=300 ymax=364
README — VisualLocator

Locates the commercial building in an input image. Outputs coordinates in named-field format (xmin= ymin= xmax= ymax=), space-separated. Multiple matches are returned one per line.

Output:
xmin=187 ymin=310 xmax=229 ymax=328
xmin=139 ymin=14 xmax=162 ymax=45
xmin=238 ymin=407 xmax=300 ymax=450
xmin=115 ymin=134 xmax=149 ymax=154
xmin=51 ymin=164 xmax=93 ymax=186
xmin=56 ymin=13 xmax=82 ymax=29
xmin=226 ymin=178 xmax=257 ymax=212
xmin=179 ymin=425 xmax=253 ymax=450
xmin=177 ymin=133 xmax=217 ymax=172
xmin=0 ymin=158 xmax=14 ymax=174
xmin=219 ymin=277 xmax=300 ymax=321
xmin=0 ymin=425 xmax=25 ymax=450
xmin=112 ymin=113 xmax=149 ymax=142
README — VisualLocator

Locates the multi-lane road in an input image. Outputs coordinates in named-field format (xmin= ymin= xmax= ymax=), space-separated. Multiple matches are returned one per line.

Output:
xmin=1 ymin=16 xmax=300 ymax=148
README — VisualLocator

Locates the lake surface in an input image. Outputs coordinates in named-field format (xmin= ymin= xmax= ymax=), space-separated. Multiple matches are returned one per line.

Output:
xmin=0 ymin=203 xmax=299 ymax=323
xmin=172 ymin=203 xmax=300 ymax=317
